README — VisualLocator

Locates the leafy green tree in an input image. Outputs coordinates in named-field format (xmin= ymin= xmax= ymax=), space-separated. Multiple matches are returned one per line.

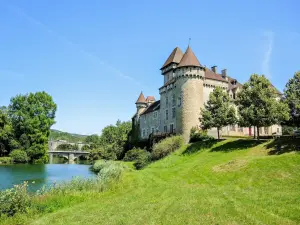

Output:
xmin=85 ymin=134 xmax=100 ymax=144
xmin=0 ymin=107 xmax=18 ymax=156
xmin=283 ymin=71 xmax=300 ymax=127
xmin=200 ymin=87 xmax=236 ymax=139
xmin=236 ymin=74 xmax=289 ymax=139
xmin=8 ymin=92 xmax=57 ymax=162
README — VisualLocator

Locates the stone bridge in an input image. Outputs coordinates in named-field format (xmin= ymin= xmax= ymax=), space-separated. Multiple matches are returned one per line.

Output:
xmin=48 ymin=150 xmax=89 ymax=164
xmin=48 ymin=140 xmax=88 ymax=151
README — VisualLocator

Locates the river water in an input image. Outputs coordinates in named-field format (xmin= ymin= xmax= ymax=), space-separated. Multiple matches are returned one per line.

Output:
xmin=0 ymin=158 xmax=95 ymax=192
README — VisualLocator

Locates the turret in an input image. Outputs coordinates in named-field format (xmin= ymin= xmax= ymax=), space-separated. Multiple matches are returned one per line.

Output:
xmin=135 ymin=92 xmax=147 ymax=116
xmin=160 ymin=47 xmax=183 ymax=84
xmin=175 ymin=46 xmax=205 ymax=142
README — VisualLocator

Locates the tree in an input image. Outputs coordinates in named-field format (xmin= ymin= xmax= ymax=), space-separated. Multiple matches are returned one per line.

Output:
xmin=0 ymin=107 xmax=18 ymax=156
xmin=200 ymin=87 xmax=236 ymax=139
xmin=8 ymin=92 xmax=57 ymax=162
xmin=283 ymin=71 xmax=300 ymax=127
xmin=236 ymin=74 xmax=289 ymax=139
xmin=85 ymin=134 xmax=100 ymax=145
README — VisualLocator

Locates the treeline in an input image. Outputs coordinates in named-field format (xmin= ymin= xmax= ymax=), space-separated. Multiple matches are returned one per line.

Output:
xmin=0 ymin=92 xmax=57 ymax=163
xmin=84 ymin=120 xmax=132 ymax=160
xmin=200 ymin=72 xmax=300 ymax=139
xmin=49 ymin=130 xmax=87 ymax=143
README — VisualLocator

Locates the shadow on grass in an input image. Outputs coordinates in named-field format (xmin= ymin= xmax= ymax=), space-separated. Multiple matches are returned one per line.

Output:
xmin=183 ymin=140 xmax=220 ymax=155
xmin=266 ymin=137 xmax=300 ymax=155
xmin=210 ymin=139 xmax=265 ymax=152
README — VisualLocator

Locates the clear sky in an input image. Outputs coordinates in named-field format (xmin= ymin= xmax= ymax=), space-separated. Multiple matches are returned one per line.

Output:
xmin=0 ymin=0 xmax=299 ymax=135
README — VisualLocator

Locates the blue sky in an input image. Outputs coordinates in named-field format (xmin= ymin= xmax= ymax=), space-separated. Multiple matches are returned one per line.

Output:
xmin=0 ymin=0 xmax=299 ymax=135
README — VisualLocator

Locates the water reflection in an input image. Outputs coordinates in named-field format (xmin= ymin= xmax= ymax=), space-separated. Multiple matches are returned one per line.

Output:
xmin=0 ymin=156 xmax=95 ymax=192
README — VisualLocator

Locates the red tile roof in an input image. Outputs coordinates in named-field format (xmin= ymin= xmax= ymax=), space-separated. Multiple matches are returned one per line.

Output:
xmin=178 ymin=46 xmax=202 ymax=68
xmin=141 ymin=100 xmax=160 ymax=115
xmin=135 ymin=92 xmax=146 ymax=104
xmin=161 ymin=47 xmax=183 ymax=69
xmin=205 ymin=68 xmax=228 ymax=82
xmin=146 ymin=96 xmax=155 ymax=102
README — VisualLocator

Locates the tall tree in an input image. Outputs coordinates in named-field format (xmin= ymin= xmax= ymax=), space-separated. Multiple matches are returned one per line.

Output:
xmin=9 ymin=92 xmax=57 ymax=162
xmin=200 ymin=87 xmax=236 ymax=139
xmin=283 ymin=71 xmax=300 ymax=127
xmin=236 ymin=74 xmax=289 ymax=139
xmin=0 ymin=107 xmax=17 ymax=156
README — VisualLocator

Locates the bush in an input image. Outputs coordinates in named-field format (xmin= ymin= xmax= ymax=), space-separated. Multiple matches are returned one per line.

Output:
xmin=0 ymin=182 xmax=31 ymax=216
xmin=190 ymin=128 xmax=214 ymax=143
xmin=151 ymin=135 xmax=184 ymax=160
xmin=123 ymin=148 xmax=147 ymax=161
xmin=92 ymin=160 xmax=108 ymax=173
xmin=9 ymin=150 xmax=28 ymax=163
xmin=134 ymin=151 xmax=151 ymax=170
xmin=0 ymin=157 xmax=12 ymax=164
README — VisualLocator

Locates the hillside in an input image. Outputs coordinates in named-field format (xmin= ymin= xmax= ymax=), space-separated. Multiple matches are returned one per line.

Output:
xmin=49 ymin=129 xmax=87 ymax=143
xmin=30 ymin=138 xmax=300 ymax=225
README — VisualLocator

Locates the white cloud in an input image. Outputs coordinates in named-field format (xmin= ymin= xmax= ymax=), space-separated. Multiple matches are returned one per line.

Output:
xmin=262 ymin=31 xmax=274 ymax=78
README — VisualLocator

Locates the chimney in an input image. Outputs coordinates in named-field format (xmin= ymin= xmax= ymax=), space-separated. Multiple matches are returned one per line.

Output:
xmin=211 ymin=65 xmax=217 ymax=73
xmin=221 ymin=69 xmax=227 ymax=78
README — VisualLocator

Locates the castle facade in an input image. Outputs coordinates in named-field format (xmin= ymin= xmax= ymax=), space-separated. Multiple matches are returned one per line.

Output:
xmin=132 ymin=46 xmax=282 ymax=142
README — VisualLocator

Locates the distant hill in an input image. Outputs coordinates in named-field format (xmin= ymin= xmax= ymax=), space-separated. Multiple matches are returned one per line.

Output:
xmin=49 ymin=129 xmax=87 ymax=143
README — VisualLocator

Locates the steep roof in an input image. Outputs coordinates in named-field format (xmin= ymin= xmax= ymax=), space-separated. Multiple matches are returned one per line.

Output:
xmin=178 ymin=46 xmax=202 ymax=68
xmin=205 ymin=68 xmax=227 ymax=82
xmin=141 ymin=100 xmax=160 ymax=115
xmin=161 ymin=47 xmax=184 ymax=69
xmin=135 ymin=92 xmax=146 ymax=104
xmin=146 ymin=96 xmax=155 ymax=102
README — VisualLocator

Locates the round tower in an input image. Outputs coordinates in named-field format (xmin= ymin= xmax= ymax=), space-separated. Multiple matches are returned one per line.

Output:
xmin=135 ymin=92 xmax=147 ymax=116
xmin=175 ymin=46 xmax=205 ymax=142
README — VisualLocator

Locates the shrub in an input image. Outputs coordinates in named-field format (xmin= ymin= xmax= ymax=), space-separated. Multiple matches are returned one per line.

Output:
xmin=0 ymin=157 xmax=12 ymax=164
xmin=0 ymin=182 xmax=31 ymax=216
xmin=190 ymin=128 xmax=214 ymax=143
xmin=134 ymin=151 xmax=151 ymax=170
xmin=9 ymin=150 xmax=28 ymax=163
xmin=92 ymin=160 xmax=107 ymax=173
xmin=123 ymin=148 xmax=147 ymax=161
xmin=151 ymin=135 xmax=184 ymax=160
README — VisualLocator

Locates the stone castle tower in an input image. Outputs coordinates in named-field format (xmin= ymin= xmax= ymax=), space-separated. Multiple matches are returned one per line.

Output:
xmin=160 ymin=46 xmax=205 ymax=142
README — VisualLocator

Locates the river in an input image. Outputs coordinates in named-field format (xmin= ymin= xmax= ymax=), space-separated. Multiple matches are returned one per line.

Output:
xmin=0 ymin=157 xmax=95 ymax=192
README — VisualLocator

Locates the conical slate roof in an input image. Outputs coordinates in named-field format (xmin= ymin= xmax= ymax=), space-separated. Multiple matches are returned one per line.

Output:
xmin=135 ymin=92 xmax=146 ymax=104
xmin=178 ymin=46 xmax=202 ymax=67
xmin=161 ymin=47 xmax=183 ymax=69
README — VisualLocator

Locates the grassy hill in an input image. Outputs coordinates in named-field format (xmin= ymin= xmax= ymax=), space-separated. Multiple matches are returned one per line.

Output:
xmin=25 ymin=138 xmax=300 ymax=225
xmin=49 ymin=129 xmax=87 ymax=143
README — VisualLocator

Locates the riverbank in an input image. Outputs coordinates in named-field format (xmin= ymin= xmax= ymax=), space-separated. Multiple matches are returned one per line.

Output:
xmin=1 ymin=138 xmax=300 ymax=224
xmin=0 ymin=157 xmax=12 ymax=165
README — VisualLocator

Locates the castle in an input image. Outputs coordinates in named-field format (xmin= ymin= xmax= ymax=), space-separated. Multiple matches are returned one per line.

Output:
xmin=132 ymin=45 xmax=282 ymax=142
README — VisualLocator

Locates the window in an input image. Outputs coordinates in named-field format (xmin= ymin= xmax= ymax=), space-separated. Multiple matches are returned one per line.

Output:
xmin=151 ymin=127 xmax=154 ymax=133
xmin=170 ymin=124 xmax=174 ymax=133
xmin=156 ymin=128 xmax=159 ymax=133
xmin=153 ymin=111 xmax=158 ymax=119
xmin=147 ymin=129 xmax=149 ymax=136
xmin=142 ymin=129 xmax=145 ymax=137
xmin=264 ymin=127 xmax=268 ymax=134
xmin=238 ymin=126 xmax=243 ymax=132
xmin=177 ymin=97 xmax=182 ymax=107
xmin=172 ymin=107 xmax=176 ymax=118
xmin=164 ymin=125 xmax=167 ymax=132
xmin=277 ymin=128 xmax=280 ymax=133
xmin=166 ymin=110 xmax=169 ymax=120
xmin=166 ymin=96 xmax=168 ymax=107
xmin=230 ymin=125 xmax=236 ymax=131
xmin=172 ymin=94 xmax=176 ymax=106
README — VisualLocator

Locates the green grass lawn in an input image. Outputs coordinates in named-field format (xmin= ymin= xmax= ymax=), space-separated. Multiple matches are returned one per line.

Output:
xmin=10 ymin=139 xmax=300 ymax=224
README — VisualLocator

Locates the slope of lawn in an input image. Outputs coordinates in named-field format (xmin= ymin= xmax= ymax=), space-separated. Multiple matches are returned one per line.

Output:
xmin=22 ymin=139 xmax=300 ymax=224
